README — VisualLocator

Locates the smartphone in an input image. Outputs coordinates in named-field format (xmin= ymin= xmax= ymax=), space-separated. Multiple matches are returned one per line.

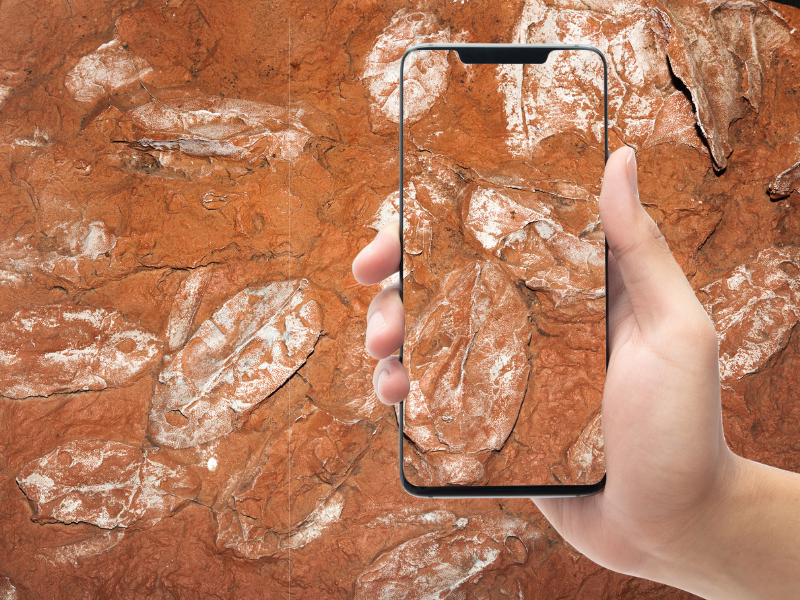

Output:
xmin=398 ymin=44 xmax=608 ymax=498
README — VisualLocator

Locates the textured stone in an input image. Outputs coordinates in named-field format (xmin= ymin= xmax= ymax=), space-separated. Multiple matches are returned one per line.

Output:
xmin=402 ymin=261 xmax=531 ymax=485
xmin=652 ymin=0 xmax=796 ymax=170
xmin=37 ymin=529 xmax=127 ymax=567
xmin=553 ymin=413 xmax=606 ymax=485
xmin=0 ymin=0 xmax=798 ymax=597
xmin=148 ymin=279 xmax=322 ymax=449
xmin=462 ymin=183 xmax=605 ymax=307
xmin=0 ymin=577 xmax=20 ymax=600
xmin=301 ymin=318 xmax=386 ymax=424
xmin=123 ymin=94 xmax=318 ymax=163
xmin=216 ymin=404 xmax=376 ymax=559
xmin=17 ymin=439 xmax=200 ymax=529
xmin=769 ymin=160 xmax=800 ymax=199
xmin=0 ymin=305 xmax=162 ymax=399
xmin=354 ymin=511 xmax=548 ymax=599
xmin=65 ymin=38 xmax=155 ymax=104
xmin=700 ymin=246 xmax=800 ymax=383
xmin=362 ymin=9 xmax=453 ymax=129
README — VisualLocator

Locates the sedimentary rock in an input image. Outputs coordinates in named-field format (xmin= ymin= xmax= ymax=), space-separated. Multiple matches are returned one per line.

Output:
xmin=769 ymin=160 xmax=800 ymax=199
xmin=65 ymin=38 xmax=154 ymax=104
xmin=652 ymin=0 xmax=796 ymax=170
xmin=462 ymin=183 xmax=605 ymax=307
xmin=37 ymin=530 xmax=127 ymax=567
xmin=354 ymin=511 xmax=548 ymax=600
xmin=701 ymin=246 xmax=800 ymax=383
xmin=0 ymin=577 xmax=20 ymax=600
xmin=1 ymin=0 xmax=799 ymax=597
xmin=552 ymin=413 xmax=605 ymax=485
xmin=362 ymin=9 xmax=452 ymax=129
xmin=124 ymin=95 xmax=316 ymax=163
xmin=402 ymin=261 xmax=531 ymax=485
xmin=148 ymin=279 xmax=322 ymax=449
xmin=0 ymin=305 xmax=161 ymax=399
xmin=17 ymin=439 xmax=200 ymax=529
xmin=216 ymin=404 xmax=376 ymax=559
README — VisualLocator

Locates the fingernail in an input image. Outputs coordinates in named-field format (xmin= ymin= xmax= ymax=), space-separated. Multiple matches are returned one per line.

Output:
xmin=376 ymin=369 xmax=388 ymax=401
xmin=366 ymin=310 xmax=385 ymax=342
xmin=626 ymin=147 xmax=639 ymax=201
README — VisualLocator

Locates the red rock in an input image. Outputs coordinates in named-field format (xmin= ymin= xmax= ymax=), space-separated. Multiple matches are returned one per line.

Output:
xmin=552 ymin=413 xmax=605 ymax=485
xmin=65 ymin=38 xmax=155 ymax=105
xmin=486 ymin=325 xmax=605 ymax=487
xmin=652 ymin=0 xmax=795 ymax=170
xmin=164 ymin=266 xmax=214 ymax=352
xmin=643 ymin=91 xmax=709 ymax=155
xmin=402 ymin=261 xmax=531 ymax=485
xmin=700 ymin=246 xmax=800 ymax=383
xmin=462 ymin=183 xmax=605 ymax=308
xmin=17 ymin=439 xmax=200 ymax=530
xmin=0 ymin=577 xmax=20 ymax=600
xmin=216 ymin=403 xmax=376 ymax=559
xmin=373 ymin=183 xmax=434 ymax=258
xmin=0 ymin=304 xmax=162 ymax=399
xmin=122 ymin=94 xmax=318 ymax=163
xmin=1 ymin=0 xmax=799 ymax=597
xmin=769 ymin=160 xmax=800 ymax=199
xmin=301 ymin=318 xmax=387 ymax=424
xmin=148 ymin=279 xmax=322 ymax=449
xmin=354 ymin=510 xmax=548 ymax=599
xmin=362 ymin=9 xmax=452 ymax=131
xmin=37 ymin=529 xmax=126 ymax=567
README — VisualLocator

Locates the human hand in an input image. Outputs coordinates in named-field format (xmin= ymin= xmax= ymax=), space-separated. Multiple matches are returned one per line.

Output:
xmin=351 ymin=219 xmax=410 ymax=405
xmin=531 ymin=146 xmax=733 ymax=588
xmin=352 ymin=147 xmax=800 ymax=599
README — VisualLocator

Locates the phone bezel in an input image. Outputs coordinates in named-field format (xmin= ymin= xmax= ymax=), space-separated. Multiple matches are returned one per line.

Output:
xmin=398 ymin=43 xmax=609 ymax=498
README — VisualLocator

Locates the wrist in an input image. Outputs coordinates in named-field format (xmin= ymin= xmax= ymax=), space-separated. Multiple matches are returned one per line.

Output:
xmin=644 ymin=451 xmax=800 ymax=599
xmin=679 ymin=452 xmax=759 ymax=599
xmin=635 ymin=447 xmax=741 ymax=598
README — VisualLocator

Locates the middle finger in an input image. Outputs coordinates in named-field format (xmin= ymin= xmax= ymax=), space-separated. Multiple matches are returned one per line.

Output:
xmin=366 ymin=282 xmax=405 ymax=360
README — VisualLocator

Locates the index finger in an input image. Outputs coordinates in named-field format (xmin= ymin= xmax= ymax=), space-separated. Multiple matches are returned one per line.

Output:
xmin=352 ymin=221 xmax=401 ymax=285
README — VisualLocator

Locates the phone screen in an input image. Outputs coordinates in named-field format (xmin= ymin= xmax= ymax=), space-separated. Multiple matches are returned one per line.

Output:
xmin=399 ymin=45 xmax=607 ymax=494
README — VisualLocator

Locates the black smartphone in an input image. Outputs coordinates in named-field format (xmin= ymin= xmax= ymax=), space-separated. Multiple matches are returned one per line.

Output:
xmin=398 ymin=44 xmax=608 ymax=498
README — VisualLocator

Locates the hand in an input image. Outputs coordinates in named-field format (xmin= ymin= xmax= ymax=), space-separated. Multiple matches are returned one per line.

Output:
xmin=351 ymin=220 xmax=410 ymax=405
xmin=351 ymin=147 xmax=800 ymax=599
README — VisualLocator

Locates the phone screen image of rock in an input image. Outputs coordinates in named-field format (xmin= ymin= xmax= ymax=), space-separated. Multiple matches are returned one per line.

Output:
xmin=399 ymin=49 xmax=606 ymax=487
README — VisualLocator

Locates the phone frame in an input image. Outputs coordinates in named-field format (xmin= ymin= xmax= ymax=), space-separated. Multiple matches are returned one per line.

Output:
xmin=398 ymin=43 xmax=609 ymax=498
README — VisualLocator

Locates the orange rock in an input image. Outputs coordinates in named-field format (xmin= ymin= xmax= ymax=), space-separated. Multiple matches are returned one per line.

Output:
xmin=17 ymin=439 xmax=200 ymax=530
xmin=148 ymin=279 xmax=322 ymax=449
xmin=1 ymin=0 xmax=799 ymax=596
xmin=0 ymin=305 xmax=162 ymax=399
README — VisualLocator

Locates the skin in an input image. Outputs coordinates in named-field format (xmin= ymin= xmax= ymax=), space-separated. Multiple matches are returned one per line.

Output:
xmin=352 ymin=147 xmax=800 ymax=599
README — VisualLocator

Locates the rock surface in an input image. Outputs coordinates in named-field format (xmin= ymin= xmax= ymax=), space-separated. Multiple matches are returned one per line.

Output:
xmin=402 ymin=261 xmax=533 ymax=486
xmin=148 ymin=278 xmax=322 ymax=449
xmin=17 ymin=439 xmax=201 ymax=530
xmin=0 ymin=305 xmax=162 ymax=399
xmin=1 ymin=0 xmax=799 ymax=597
xmin=700 ymin=246 xmax=800 ymax=384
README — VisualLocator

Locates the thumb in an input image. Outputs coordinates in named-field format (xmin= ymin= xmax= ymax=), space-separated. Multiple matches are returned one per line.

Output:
xmin=599 ymin=147 xmax=697 ymax=333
